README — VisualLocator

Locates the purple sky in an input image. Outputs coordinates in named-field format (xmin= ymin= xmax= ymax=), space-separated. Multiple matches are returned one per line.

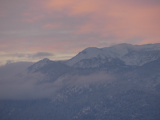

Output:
xmin=0 ymin=0 xmax=160 ymax=65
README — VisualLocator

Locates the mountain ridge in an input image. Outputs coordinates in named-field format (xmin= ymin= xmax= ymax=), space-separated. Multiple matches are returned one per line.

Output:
xmin=65 ymin=43 xmax=160 ymax=67
xmin=1 ymin=43 xmax=160 ymax=120
xmin=29 ymin=43 xmax=160 ymax=71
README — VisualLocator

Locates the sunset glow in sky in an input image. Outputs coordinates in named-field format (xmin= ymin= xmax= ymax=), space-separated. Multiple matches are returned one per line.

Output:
xmin=0 ymin=0 xmax=160 ymax=65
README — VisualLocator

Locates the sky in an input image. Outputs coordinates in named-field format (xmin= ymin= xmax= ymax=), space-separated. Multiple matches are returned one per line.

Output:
xmin=0 ymin=0 xmax=160 ymax=65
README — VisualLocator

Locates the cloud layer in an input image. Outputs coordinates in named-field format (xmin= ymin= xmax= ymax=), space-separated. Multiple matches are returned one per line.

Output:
xmin=0 ymin=62 xmax=114 ymax=100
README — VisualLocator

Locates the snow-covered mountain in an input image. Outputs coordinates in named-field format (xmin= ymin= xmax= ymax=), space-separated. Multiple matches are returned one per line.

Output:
xmin=1 ymin=43 xmax=160 ymax=120
xmin=28 ymin=58 xmax=53 ymax=72
xmin=66 ymin=43 xmax=160 ymax=67
xmin=27 ymin=43 xmax=160 ymax=70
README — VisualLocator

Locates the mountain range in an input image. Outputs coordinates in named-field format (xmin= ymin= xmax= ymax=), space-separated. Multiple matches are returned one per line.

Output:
xmin=0 ymin=43 xmax=160 ymax=120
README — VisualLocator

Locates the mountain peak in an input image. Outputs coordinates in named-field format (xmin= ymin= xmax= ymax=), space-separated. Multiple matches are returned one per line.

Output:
xmin=28 ymin=58 xmax=52 ymax=72
xmin=66 ymin=43 xmax=160 ymax=67
xmin=40 ymin=58 xmax=51 ymax=62
xmin=66 ymin=47 xmax=103 ymax=66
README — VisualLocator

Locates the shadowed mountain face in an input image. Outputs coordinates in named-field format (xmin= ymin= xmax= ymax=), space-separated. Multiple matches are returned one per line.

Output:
xmin=0 ymin=43 xmax=160 ymax=120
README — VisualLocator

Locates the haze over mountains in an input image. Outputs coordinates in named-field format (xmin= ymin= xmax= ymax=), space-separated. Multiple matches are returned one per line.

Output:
xmin=0 ymin=43 xmax=160 ymax=120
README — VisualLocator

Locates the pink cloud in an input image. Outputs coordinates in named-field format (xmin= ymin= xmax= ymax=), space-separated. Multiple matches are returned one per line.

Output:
xmin=45 ymin=0 xmax=160 ymax=43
